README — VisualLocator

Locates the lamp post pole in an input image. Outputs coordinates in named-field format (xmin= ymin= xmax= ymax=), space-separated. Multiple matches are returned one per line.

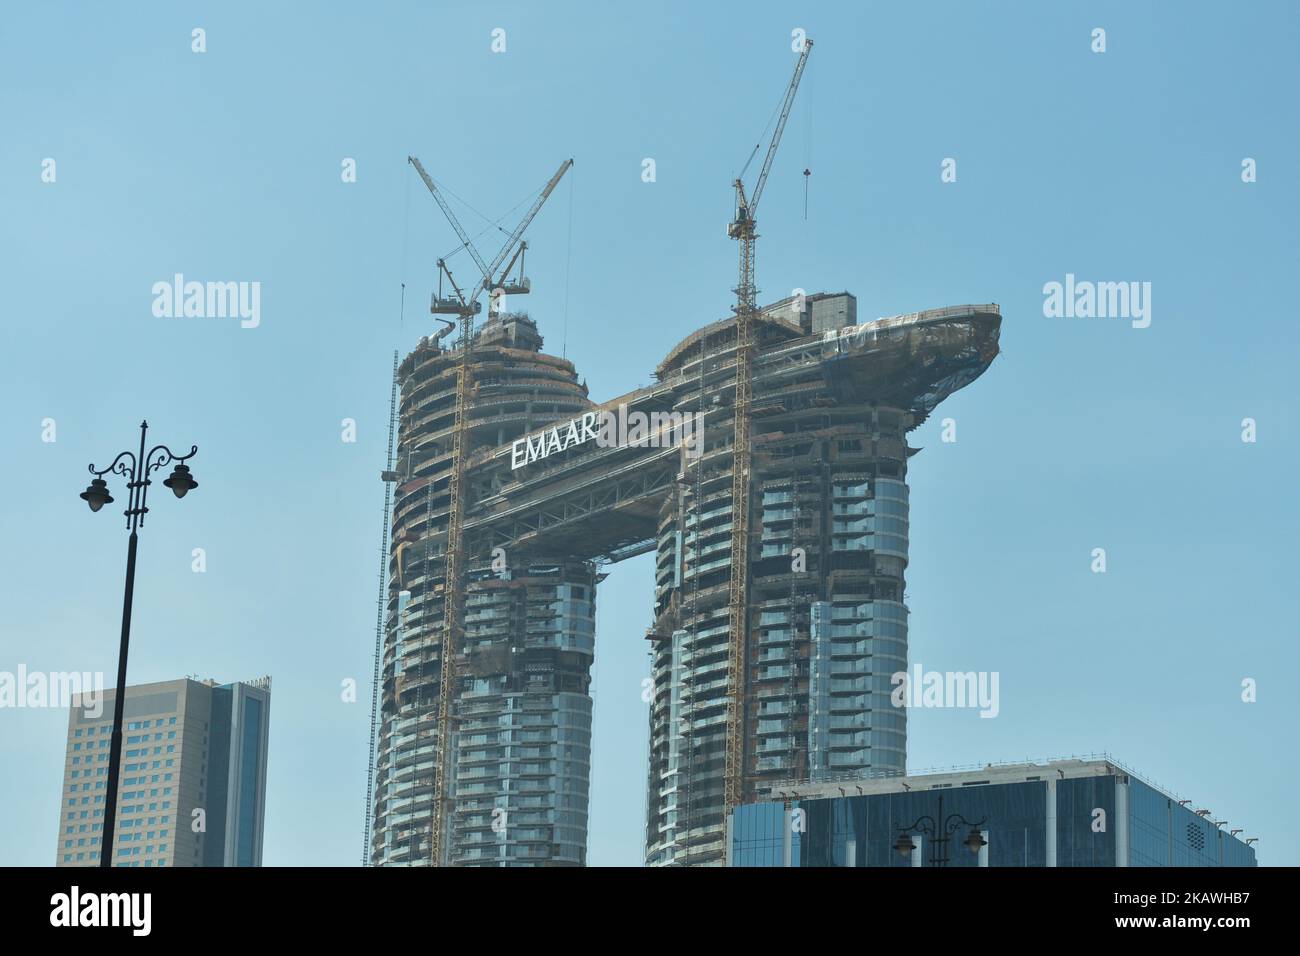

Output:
xmin=82 ymin=420 xmax=198 ymax=868
xmin=894 ymin=793 xmax=988 ymax=867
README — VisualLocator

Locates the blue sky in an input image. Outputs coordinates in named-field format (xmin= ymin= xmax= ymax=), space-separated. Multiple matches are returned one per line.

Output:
xmin=1 ymin=0 xmax=1296 ymax=866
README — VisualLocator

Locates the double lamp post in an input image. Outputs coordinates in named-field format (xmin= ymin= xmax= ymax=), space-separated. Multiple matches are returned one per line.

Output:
xmin=893 ymin=792 xmax=988 ymax=867
xmin=80 ymin=420 xmax=198 ymax=868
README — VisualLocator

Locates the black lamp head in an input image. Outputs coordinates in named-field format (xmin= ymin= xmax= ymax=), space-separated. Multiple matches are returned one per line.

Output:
xmin=163 ymin=463 xmax=198 ymax=499
xmin=80 ymin=478 xmax=114 ymax=513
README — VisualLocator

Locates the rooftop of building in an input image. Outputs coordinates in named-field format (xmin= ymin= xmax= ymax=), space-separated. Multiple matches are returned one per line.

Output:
xmin=72 ymin=674 xmax=272 ymax=706
xmin=194 ymin=674 xmax=273 ymax=691
xmin=761 ymin=755 xmax=1140 ymax=798
xmin=755 ymin=752 xmax=1255 ymax=844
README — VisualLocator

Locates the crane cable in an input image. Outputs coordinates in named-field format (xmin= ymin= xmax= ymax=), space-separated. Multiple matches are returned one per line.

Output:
xmin=562 ymin=169 xmax=574 ymax=359
xmin=739 ymin=89 xmax=785 ymax=183
xmin=803 ymin=65 xmax=812 ymax=220
xmin=436 ymin=176 xmax=551 ymax=266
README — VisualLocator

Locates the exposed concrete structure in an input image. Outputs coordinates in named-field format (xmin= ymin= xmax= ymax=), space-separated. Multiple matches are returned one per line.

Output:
xmin=371 ymin=314 xmax=596 ymax=865
xmin=368 ymin=294 xmax=1000 ymax=866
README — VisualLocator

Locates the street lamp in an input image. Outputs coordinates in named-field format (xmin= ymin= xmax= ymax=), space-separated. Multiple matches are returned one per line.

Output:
xmin=894 ymin=793 xmax=987 ymax=867
xmin=83 ymin=420 xmax=197 ymax=867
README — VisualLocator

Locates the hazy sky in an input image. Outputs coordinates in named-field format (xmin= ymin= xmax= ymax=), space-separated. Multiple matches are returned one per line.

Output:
xmin=2 ymin=0 xmax=1296 ymax=866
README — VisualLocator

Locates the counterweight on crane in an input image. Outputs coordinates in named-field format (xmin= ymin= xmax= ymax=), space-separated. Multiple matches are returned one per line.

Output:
xmin=724 ymin=39 xmax=812 ymax=815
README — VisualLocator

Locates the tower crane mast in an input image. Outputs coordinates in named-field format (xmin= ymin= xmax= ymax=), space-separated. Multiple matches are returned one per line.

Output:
xmin=724 ymin=38 xmax=812 ymax=815
xmin=405 ymin=154 xmax=571 ymax=865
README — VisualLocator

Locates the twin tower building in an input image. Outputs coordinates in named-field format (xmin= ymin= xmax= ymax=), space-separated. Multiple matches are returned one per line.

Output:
xmin=367 ymin=292 xmax=1002 ymax=866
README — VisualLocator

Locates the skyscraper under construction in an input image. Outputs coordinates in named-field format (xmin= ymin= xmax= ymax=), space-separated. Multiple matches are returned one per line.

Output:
xmin=366 ymin=293 xmax=1001 ymax=866
xmin=367 ymin=39 xmax=1001 ymax=867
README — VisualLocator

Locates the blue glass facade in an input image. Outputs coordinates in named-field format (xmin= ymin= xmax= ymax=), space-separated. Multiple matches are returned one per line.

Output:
xmin=203 ymin=680 xmax=271 ymax=867
xmin=1056 ymin=774 xmax=1117 ymax=867
xmin=730 ymin=762 xmax=1257 ymax=867
xmin=235 ymin=694 xmax=264 ymax=866
xmin=1127 ymin=778 xmax=1257 ymax=867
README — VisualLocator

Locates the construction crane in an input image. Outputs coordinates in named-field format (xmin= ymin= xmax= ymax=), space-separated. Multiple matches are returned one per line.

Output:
xmin=407 ymin=154 xmax=572 ymax=866
xmin=724 ymin=39 xmax=812 ymax=815
xmin=409 ymin=156 xmax=571 ymax=330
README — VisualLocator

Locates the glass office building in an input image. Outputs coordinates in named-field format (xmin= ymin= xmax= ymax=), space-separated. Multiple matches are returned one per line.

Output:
xmin=730 ymin=758 xmax=1258 ymax=867
xmin=56 ymin=675 xmax=272 ymax=867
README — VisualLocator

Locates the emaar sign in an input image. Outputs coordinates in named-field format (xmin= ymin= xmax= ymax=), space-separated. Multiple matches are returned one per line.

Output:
xmin=510 ymin=406 xmax=703 ymax=470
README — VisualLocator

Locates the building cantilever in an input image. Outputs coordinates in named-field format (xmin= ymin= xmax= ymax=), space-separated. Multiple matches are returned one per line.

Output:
xmin=368 ymin=292 xmax=1001 ymax=866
